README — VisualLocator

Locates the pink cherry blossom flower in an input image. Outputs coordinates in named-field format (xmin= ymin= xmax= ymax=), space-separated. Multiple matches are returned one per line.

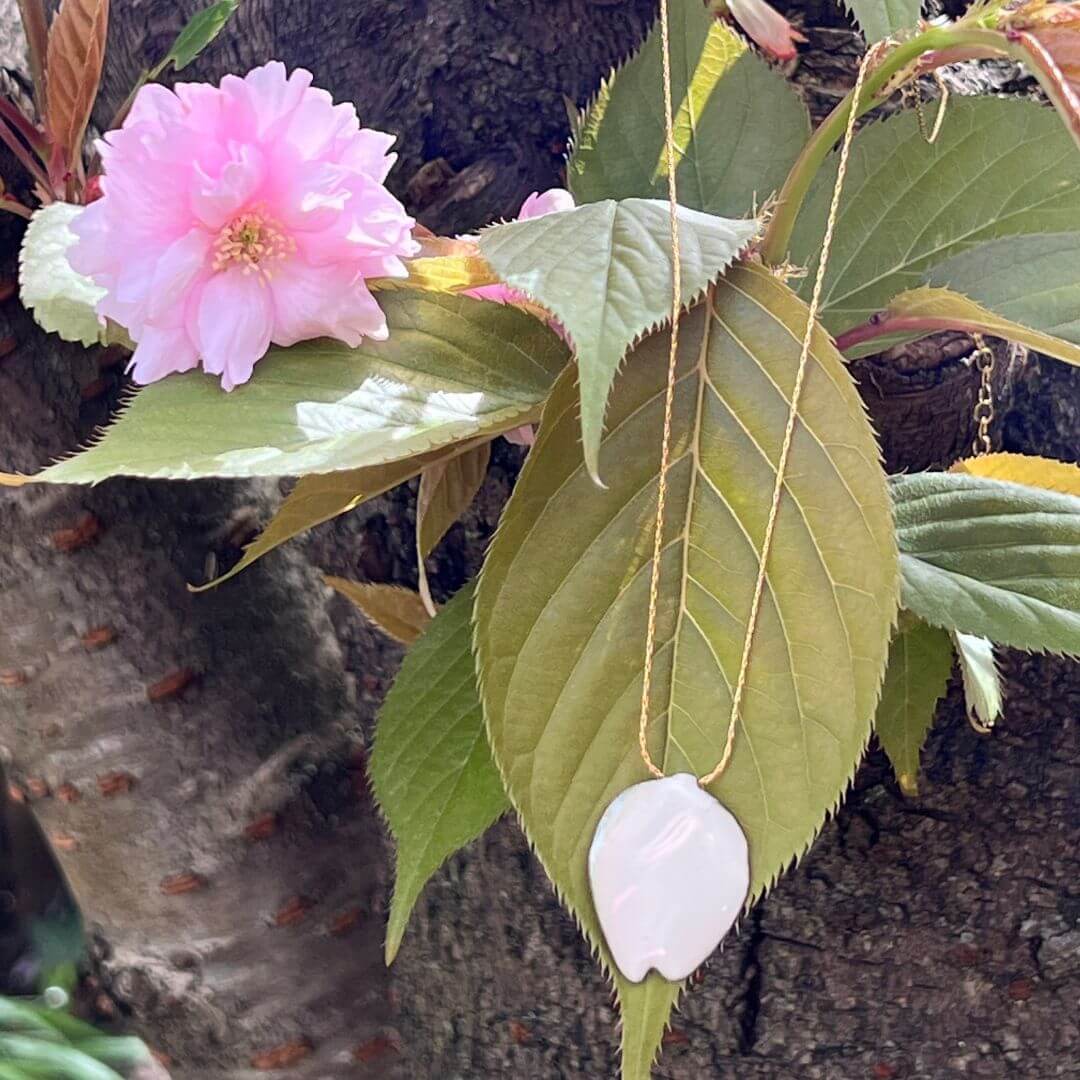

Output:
xmin=724 ymin=0 xmax=806 ymax=61
xmin=70 ymin=62 xmax=419 ymax=390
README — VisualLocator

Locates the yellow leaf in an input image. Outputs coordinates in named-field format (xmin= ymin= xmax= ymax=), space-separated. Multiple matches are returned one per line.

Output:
xmin=371 ymin=238 xmax=500 ymax=294
xmin=951 ymin=453 xmax=1080 ymax=498
xmin=325 ymin=578 xmax=432 ymax=645
xmin=46 ymin=0 xmax=109 ymax=170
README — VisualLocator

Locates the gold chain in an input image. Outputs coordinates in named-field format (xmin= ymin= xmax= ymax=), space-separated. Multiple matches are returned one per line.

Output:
xmin=967 ymin=332 xmax=997 ymax=736
xmin=971 ymin=334 xmax=995 ymax=458
xmin=637 ymin=24 xmax=890 ymax=784
xmin=636 ymin=0 xmax=683 ymax=780
xmin=904 ymin=71 xmax=950 ymax=145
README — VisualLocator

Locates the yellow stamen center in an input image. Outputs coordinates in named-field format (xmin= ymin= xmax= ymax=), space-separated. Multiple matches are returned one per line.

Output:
xmin=212 ymin=209 xmax=294 ymax=280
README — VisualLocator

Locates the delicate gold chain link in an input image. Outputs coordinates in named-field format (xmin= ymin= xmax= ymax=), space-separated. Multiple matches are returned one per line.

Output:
xmin=971 ymin=334 xmax=995 ymax=459
xmin=904 ymin=71 xmax=949 ymax=145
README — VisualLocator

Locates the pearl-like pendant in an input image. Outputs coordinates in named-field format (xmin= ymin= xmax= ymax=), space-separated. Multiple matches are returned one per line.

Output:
xmin=588 ymin=773 xmax=749 ymax=982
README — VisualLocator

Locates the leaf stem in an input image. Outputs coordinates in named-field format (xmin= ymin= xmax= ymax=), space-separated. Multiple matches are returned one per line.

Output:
xmin=835 ymin=313 xmax=983 ymax=354
xmin=0 ymin=113 xmax=51 ymax=192
xmin=760 ymin=25 xmax=1011 ymax=266
xmin=15 ymin=0 xmax=49 ymax=119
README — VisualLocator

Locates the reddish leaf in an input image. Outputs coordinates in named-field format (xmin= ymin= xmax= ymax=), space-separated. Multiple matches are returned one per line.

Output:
xmin=45 ymin=0 xmax=109 ymax=170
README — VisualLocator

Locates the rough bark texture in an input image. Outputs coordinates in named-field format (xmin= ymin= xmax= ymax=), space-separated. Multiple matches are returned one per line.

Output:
xmin=1 ymin=2 xmax=1078 ymax=1078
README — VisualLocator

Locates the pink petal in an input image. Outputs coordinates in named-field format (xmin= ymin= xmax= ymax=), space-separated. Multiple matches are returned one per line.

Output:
xmin=122 ymin=83 xmax=184 ymax=131
xmin=268 ymin=259 xmax=387 ymax=347
xmin=191 ymin=143 xmax=267 ymax=229
xmin=128 ymin=325 xmax=200 ymax=385
xmin=193 ymin=270 xmax=273 ymax=390
xmin=147 ymin=231 xmax=213 ymax=323
xmin=519 ymin=188 xmax=575 ymax=219
xmin=726 ymin=0 xmax=805 ymax=60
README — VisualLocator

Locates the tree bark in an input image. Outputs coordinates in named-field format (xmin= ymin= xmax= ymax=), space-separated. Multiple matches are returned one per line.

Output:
xmin=1 ymin=3 xmax=1078 ymax=1078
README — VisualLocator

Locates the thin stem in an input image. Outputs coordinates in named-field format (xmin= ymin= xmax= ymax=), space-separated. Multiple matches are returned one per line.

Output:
xmin=834 ymin=314 xmax=985 ymax=354
xmin=0 ymin=197 xmax=33 ymax=219
xmin=0 ymin=96 xmax=45 ymax=155
xmin=15 ymin=0 xmax=49 ymax=119
xmin=0 ymin=113 xmax=50 ymax=190
xmin=760 ymin=25 xmax=1011 ymax=266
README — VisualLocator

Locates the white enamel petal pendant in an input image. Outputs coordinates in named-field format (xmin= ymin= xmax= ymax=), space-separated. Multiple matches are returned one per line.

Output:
xmin=588 ymin=773 xmax=749 ymax=982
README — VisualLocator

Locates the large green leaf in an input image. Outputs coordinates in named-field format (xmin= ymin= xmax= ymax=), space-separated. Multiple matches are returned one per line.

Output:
xmin=568 ymin=0 xmax=808 ymax=215
xmin=844 ymin=0 xmax=922 ymax=43
xmin=1 ymin=293 xmax=566 ymax=485
xmin=479 ymin=198 xmax=757 ymax=480
xmin=475 ymin=266 xmax=898 ymax=1079
xmin=894 ymin=473 xmax=1080 ymax=655
xmin=788 ymin=99 xmax=1080 ymax=337
xmin=371 ymin=585 xmax=508 ymax=964
xmin=928 ymin=234 xmax=1080 ymax=345
xmin=874 ymin=618 xmax=953 ymax=796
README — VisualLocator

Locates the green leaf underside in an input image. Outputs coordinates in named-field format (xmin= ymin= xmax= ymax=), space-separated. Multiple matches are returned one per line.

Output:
xmin=893 ymin=473 xmax=1080 ymax=655
xmin=928 ymin=234 xmax=1080 ymax=345
xmin=475 ymin=266 xmax=898 ymax=1079
xmin=371 ymin=585 xmax=508 ymax=964
xmin=789 ymin=100 xmax=1080 ymax=337
xmin=845 ymin=0 xmax=922 ymax=43
xmin=26 ymin=292 xmax=567 ymax=484
xmin=874 ymin=620 xmax=952 ymax=795
xmin=569 ymin=3 xmax=809 ymax=217
xmin=479 ymin=198 xmax=758 ymax=479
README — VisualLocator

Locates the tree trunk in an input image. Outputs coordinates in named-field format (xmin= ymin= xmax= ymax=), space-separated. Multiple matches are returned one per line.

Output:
xmin=2 ymin=3 xmax=1078 ymax=1078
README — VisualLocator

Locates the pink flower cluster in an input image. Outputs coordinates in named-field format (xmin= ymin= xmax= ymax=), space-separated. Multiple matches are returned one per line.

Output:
xmin=71 ymin=62 xmax=419 ymax=390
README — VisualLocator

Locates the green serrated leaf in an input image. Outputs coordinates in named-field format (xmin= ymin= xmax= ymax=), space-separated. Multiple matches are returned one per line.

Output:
xmin=475 ymin=266 xmax=897 ymax=1079
xmin=875 ymin=620 xmax=953 ymax=796
xmin=844 ymin=0 xmax=922 ymax=43
xmin=1 ymin=293 xmax=566 ymax=486
xmin=789 ymin=99 xmax=1080 ymax=337
xmin=372 ymin=585 xmax=508 ymax=964
xmin=160 ymin=0 xmax=239 ymax=72
xmin=928 ymin=234 xmax=1080 ymax=345
xmin=953 ymin=631 xmax=1003 ymax=730
xmin=893 ymin=473 xmax=1080 ymax=655
xmin=569 ymin=2 xmax=808 ymax=216
xmin=479 ymin=198 xmax=757 ymax=481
